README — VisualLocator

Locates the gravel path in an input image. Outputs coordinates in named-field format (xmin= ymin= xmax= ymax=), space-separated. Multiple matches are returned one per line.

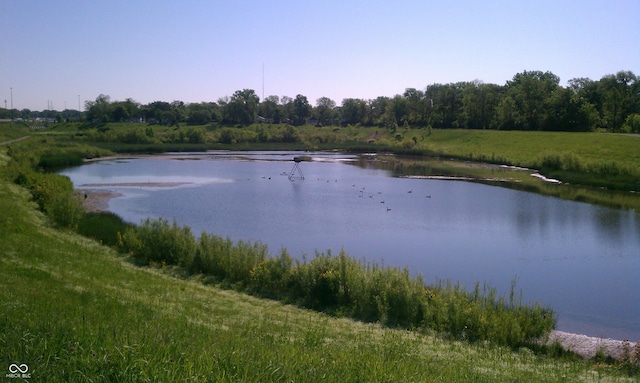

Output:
xmin=0 ymin=136 xmax=30 ymax=146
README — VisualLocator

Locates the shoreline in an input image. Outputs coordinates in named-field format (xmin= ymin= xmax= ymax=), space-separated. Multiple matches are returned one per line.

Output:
xmin=544 ymin=331 xmax=637 ymax=360
xmin=80 ymin=189 xmax=123 ymax=213
xmin=79 ymin=188 xmax=638 ymax=360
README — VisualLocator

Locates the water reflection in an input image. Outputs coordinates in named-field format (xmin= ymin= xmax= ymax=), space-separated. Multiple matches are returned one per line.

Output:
xmin=60 ymin=152 xmax=640 ymax=340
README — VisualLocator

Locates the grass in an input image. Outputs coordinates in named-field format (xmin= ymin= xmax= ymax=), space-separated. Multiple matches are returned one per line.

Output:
xmin=421 ymin=130 xmax=640 ymax=169
xmin=2 ymin=147 xmax=639 ymax=381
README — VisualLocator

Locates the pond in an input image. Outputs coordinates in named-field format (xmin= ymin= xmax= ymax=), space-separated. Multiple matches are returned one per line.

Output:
xmin=60 ymin=151 xmax=640 ymax=341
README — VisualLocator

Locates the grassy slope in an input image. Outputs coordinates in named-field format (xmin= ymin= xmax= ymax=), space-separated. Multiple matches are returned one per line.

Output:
xmin=1 ymin=148 xmax=637 ymax=381
xmin=0 ymin=122 xmax=32 ymax=142
xmin=422 ymin=130 xmax=640 ymax=168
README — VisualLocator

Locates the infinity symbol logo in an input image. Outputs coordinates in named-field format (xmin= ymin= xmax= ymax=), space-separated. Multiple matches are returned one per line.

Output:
xmin=8 ymin=364 xmax=28 ymax=374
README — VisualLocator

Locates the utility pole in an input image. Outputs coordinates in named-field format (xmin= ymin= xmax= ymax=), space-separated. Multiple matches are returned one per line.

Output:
xmin=10 ymin=87 xmax=13 ymax=121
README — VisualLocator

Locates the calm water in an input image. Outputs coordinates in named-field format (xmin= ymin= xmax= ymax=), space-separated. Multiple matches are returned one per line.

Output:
xmin=60 ymin=151 xmax=640 ymax=340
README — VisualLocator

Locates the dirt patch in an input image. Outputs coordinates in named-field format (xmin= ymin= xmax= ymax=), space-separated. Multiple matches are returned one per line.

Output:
xmin=366 ymin=132 xmax=386 ymax=141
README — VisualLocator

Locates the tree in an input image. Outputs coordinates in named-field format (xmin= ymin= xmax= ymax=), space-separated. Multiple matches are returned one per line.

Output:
xmin=258 ymin=95 xmax=280 ymax=123
xmin=459 ymin=82 xmax=502 ymax=130
xmin=293 ymin=94 xmax=311 ymax=125
xmin=315 ymin=97 xmax=336 ymax=126
xmin=85 ymin=94 xmax=111 ymax=123
xmin=142 ymin=101 xmax=172 ymax=124
xmin=225 ymin=89 xmax=260 ymax=125
xmin=110 ymin=103 xmax=130 ymax=122
xmin=598 ymin=71 xmax=638 ymax=132
xmin=495 ymin=96 xmax=518 ymax=130
xmin=280 ymin=96 xmax=294 ymax=123
xmin=369 ymin=96 xmax=390 ymax=126
xmin=186 ymin=102 xmax=214 ymax=125
xmin=425 ymin=83 xmax=465 ymax=128
xmin=505 ymin=70 xmax=560 ymax=130
xmin=169 ymin=101 xmax=186 ymax=126
xmin=403 ymin=88 xmax=426 ymax=126
xmin=340 ymin=98 xmax=367 ymax=125
xmin=622 ymin=113 xmax=640 ymax=133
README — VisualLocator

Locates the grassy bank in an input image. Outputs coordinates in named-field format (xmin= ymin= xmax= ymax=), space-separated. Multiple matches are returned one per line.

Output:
xmin=1 ymin=148 xmax=638 ymax=381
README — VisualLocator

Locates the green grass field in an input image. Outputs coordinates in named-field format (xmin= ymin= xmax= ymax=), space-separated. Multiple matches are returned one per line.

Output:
xmin=420 ymin=130 xmax=640 ymax=168
xmin=1 ymin=143 xmax=639 ymax=381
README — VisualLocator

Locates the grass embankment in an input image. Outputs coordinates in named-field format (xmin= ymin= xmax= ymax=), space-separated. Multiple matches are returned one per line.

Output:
xmin=419 ymin=130 xmax=640 ymax=191
xmin=2 ymin=148 xmax=639 ymax=381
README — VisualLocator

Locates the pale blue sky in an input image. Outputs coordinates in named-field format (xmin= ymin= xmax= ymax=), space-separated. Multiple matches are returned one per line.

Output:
xmin=1 ymin=0 xmax=638 ymax=111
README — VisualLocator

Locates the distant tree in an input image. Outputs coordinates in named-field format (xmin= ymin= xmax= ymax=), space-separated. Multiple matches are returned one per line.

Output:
xmin=110 ymin=103 xmax=130 ymax=122
xmin=85 ymin=94 xmax=112 ymax=123
xmin=258 ymin=95 xmax=280 ymax=123
xmin=280 ymin=96 xmax=294 ymax=123
xmin=315 ymin=97 xmax=336 ymax=126
xmin=224 ymin=89 xmax=260 ymax=125
xmin=597 ymin=71 xmax=638 ymax=132
xmin=169 ymin=101 xmax=186 ymax=126
xmin=142 ymin=101 xmax=172 ymax=124
xmin=186 ymin=102 xmax=215 ymax=125
xmin=495 ymin=95 xmax=518 ymax=130
xmin=340 ymin=98 xmax=367 ymax=125
xmin=403 ymin=88 xmax=426 ymax=126
xmin=425 ymin=83 xmax=465 ymax=128
xmin=369 ymin=96 xmax=391 ymax=126
xmin=293 ymin=94 xmax=311 ymax=125
xmin=459 ymin=82 xmax=502 ymax=129
xmin=504 ymin=70 xmax=560 ymax=130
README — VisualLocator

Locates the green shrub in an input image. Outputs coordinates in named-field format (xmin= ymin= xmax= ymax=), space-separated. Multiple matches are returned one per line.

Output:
xmin=37 ymin=151 xmax=84 ymax=169
xmin=114 ymin=217 xmax=555 ymax=347
xmin=120 ymin=218 xmax=196 ymax=267
xmin=195 ymin=232 xmax=268 ymax=286
xmin=46 ymin=191 xmax=84 ymax=229
xmin=249 ymin=250 xmax=294 ymax=298
xmin=78 ymin=211 xmax=133 ymax=246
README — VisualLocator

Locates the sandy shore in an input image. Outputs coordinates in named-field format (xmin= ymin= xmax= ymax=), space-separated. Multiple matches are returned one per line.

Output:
xmin=543 ymin=331 xmax=637 ymax=360
xmin=80 ymin=189 xmax=123 ymax=213
xmin=79 ymin=182 xmax=192 ymax=212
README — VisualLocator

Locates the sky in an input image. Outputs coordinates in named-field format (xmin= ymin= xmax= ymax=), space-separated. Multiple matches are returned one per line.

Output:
xmin=1 ymin=0 xmax=639 ymax=111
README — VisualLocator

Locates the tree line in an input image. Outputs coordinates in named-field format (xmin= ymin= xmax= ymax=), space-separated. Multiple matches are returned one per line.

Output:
xmin=4 ymin=70 xmax=638 ymax=133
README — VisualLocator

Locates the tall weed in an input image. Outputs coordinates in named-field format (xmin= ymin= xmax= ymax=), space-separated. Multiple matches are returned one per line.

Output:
xmin=46 ymin=191 xmax=84 ymax=229
xmin=116 ymin=220 xmax=555 ymax=347
xmin=78 ymin=211 xmax=133 ymax=246
xmin=119 ymin=218 xmax=197 ymax=267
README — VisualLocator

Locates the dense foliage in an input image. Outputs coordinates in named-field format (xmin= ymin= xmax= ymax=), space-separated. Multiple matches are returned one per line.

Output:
xmin=3 ymin=70 xmax=639 ymax=133
xmin=116 ymin=217 xmax=556 ymax=347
